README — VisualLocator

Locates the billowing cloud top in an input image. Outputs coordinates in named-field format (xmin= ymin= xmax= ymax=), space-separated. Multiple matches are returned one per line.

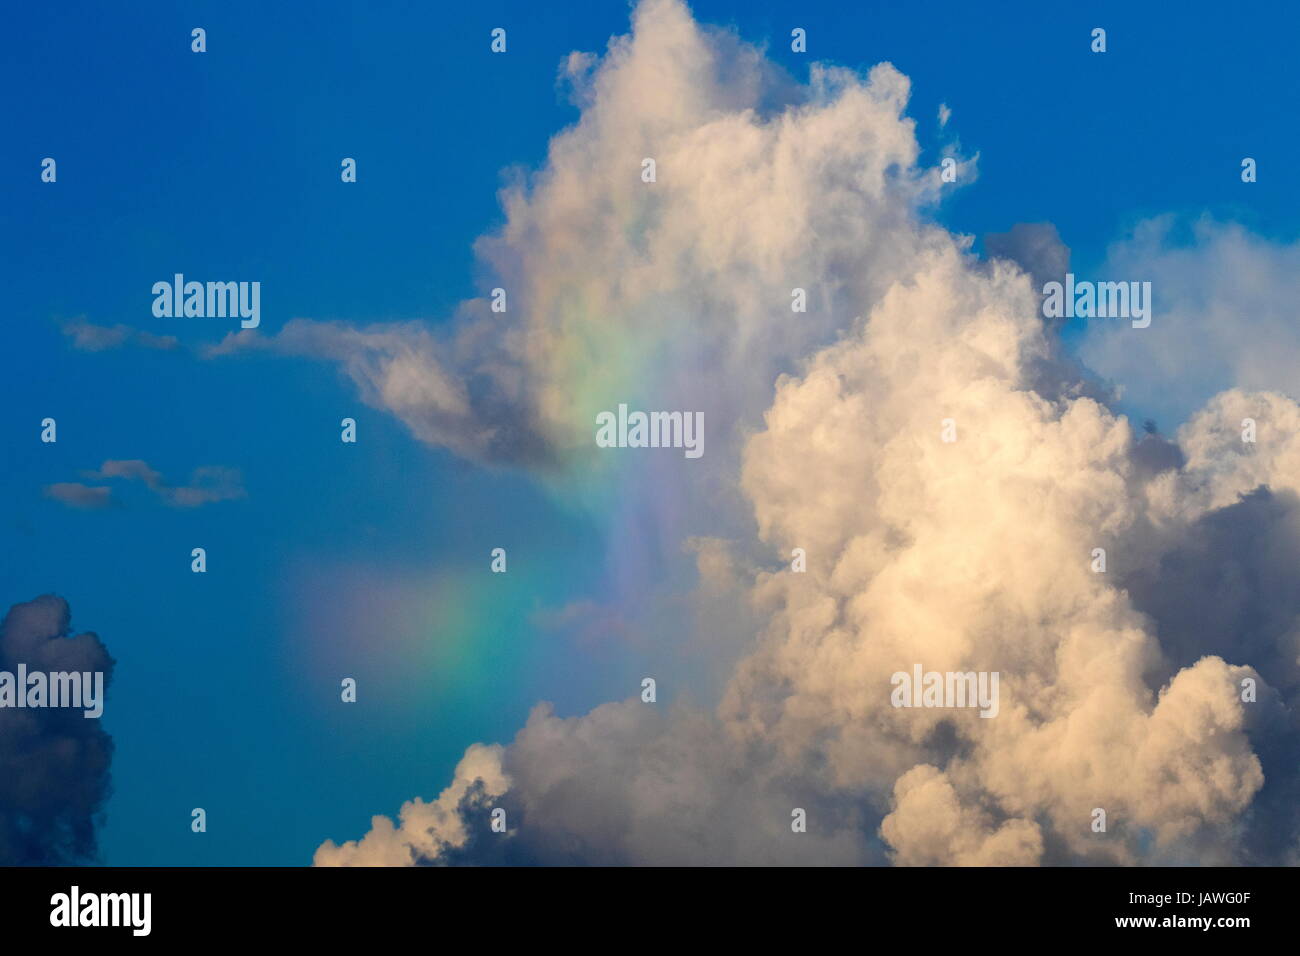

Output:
xmin=210 ymin=0 xmax=966 ymax=479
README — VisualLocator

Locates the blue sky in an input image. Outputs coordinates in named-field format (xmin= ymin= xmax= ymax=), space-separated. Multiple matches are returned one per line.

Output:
xmin=4 ymin=0 xmax=1298 ymax=865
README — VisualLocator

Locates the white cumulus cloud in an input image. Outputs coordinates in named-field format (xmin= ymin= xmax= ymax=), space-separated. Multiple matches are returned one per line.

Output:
xmin=311 ymin=0 xmax=1299 ymax=866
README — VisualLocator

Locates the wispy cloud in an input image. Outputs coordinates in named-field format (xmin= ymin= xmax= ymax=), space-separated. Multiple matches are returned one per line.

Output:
xmin=43 ymin=483 xmax=113 ymax=510
xmin=61 ymin=319 xmax=179 ymax=353
xmin=45 ymin=459 xmax=245 ymax=510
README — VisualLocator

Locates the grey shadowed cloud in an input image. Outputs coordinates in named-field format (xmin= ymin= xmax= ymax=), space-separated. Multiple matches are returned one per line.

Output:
xmin=0 ymin=595 xmax=115 ymax=864
xmin=983 ymin=221 xmax=1071 ymax=295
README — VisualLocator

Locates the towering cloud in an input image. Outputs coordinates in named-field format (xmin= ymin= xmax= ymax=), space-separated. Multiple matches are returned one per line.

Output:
xmin=314 ymin=0 xmax=1298 ymax=866
xmin=0 ymin=596 xmax=116 ymax=864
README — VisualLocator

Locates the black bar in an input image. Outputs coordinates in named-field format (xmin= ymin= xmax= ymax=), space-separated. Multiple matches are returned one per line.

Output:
xmin=0 ymin=866 xmax=1286 ymax=942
